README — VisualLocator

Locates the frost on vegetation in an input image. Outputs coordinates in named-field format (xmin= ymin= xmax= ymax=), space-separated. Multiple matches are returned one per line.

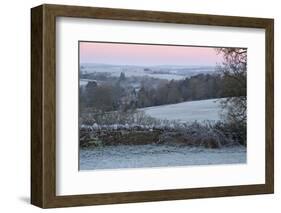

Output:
xmin=80 ymin=110 xmax=244 ymax=148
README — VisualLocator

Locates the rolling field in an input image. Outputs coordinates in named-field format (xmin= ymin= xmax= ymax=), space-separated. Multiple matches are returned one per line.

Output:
xmin=141 ymin=98 xmax=224 ymax=123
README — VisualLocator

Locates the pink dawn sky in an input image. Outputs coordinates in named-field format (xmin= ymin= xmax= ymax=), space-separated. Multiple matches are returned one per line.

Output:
xmin=80 ymin=42 xmax=223 ymax=66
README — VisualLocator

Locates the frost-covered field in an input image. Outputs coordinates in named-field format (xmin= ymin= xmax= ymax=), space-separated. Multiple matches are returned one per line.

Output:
xmin=80 ymin=79 xmax=94 ymax=86
xmin=141 ymin=98 xmax=223 ymax=123
xmin=80 ymin=64 xmax=215 ymax=81
xmin=79 ymin=144 xmax=246 ymax=170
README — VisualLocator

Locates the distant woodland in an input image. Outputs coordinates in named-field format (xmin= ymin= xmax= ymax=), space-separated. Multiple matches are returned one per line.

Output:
xmin=79 ymin=72 xmax=240 ymax=112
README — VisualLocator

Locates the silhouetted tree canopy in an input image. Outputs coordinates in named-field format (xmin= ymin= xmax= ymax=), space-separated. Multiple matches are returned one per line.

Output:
xmin=216 ymin=48 xmax=247 ymax=146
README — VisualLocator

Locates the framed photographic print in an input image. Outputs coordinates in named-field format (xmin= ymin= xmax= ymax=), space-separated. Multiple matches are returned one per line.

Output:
xmin=31 ymin=4 xmax=274 ymax=208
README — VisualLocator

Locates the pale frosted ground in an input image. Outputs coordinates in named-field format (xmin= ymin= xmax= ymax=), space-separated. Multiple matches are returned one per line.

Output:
xmin=80 ymin=64 xmax=215 ymax=81
xmin=79 ymin=98 xmax=246 ymax=171
xmin=80 ymin=145 xmax=246 ymax=170
xmin=141 ymin=98 xmax=224 ymax=123
xmin=81 ymin=66 xmax=185 ymax=81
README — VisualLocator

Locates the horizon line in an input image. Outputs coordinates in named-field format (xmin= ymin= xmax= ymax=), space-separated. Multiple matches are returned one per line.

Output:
xmin=79 ymin=62 xmax=218 ymax=67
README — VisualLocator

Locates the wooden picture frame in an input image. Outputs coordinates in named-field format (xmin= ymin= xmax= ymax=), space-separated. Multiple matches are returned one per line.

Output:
xmin=31 ymin=4 xmax=274 ymax=208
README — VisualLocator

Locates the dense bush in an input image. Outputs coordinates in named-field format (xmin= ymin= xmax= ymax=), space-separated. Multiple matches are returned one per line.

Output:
xmin=80 ymin=110 xmax=180 ymax=128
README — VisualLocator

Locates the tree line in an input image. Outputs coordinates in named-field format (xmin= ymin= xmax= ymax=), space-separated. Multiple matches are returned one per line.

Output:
xmin=80 ymin=72 xmax=234 ymax=112
xmin=137 ymin=73 xmax=225 ymax=108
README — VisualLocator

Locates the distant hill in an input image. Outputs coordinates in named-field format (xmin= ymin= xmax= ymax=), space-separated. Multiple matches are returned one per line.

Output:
xmin=80 ymin=63 xmax=216 ymax=80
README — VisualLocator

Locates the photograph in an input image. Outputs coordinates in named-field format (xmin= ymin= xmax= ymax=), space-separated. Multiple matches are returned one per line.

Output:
xmin=78 ymin=41 xmax=247 ymax=170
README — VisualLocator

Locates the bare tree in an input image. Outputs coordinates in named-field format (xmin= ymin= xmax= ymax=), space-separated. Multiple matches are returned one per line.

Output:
xmin=216 ymin=48 xmax=247 ymax=124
